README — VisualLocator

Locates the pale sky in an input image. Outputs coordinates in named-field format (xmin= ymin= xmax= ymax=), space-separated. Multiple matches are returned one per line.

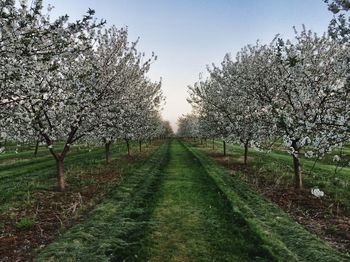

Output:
xmin=43 ymin=0 xmax=334 ymax=131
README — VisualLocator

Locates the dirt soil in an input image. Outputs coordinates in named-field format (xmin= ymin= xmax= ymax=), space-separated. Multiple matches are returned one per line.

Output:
xmin=0 ymin=144 xmax=158 ymax=261
xmin=209 ymin=152 xmax=350 ymax=253
xmin=0 ymin=170 xmax=122 ymax=262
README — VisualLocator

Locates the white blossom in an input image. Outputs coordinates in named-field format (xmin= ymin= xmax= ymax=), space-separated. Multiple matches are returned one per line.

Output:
xmin=311 ymin=188 xmax=325 ymax=198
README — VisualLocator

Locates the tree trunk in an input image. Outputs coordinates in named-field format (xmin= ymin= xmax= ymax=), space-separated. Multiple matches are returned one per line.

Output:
xmin=291 ymin=141 xmax=303 ymax=189
xmin=126 ymin=139 xmax=130 ymax=156
xmin=56 ymin=158 xmax=65 ymax=192
xmin=244 ymin=141 xmax=249 ymax=165
xmin=292 ymin=154 xmax=303 ymax=189
xmin=223 ymin=140 xmax=226 ymax=156
xmin=33 ymin=140 xmax=39 ymax=157
xmin=105 ymin=142 xmax=111 ymax=164
xmin=139 ymin=140 xmax=142 ymax=152
xmin=212 ymin=138 xmax=215 ymax=150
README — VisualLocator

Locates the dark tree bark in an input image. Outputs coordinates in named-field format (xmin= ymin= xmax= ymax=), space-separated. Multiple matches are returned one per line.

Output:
xmin=56 ymin=158 xmax=65 ymax=192
xmin=212 ymin=138 xmax=215 ymax=150
xmin=139 ymin=140 xmax=142 ymax=152
xmin=244 ymin=140 xmax=249 ymax=165
xmin=291 ymin=140 xmax=303 ymax=189
xmin=223 ymin=140 xmax=226 ymax=156
xmin=105 ymin=141 xmax=112 ymax=164
xmin=42 ymin=127 xmax=77 ymax=192
xmin=126 ymin=139 xmax=131 ymax=156
xmin=33 ymin=140 xmax=39 ymax=157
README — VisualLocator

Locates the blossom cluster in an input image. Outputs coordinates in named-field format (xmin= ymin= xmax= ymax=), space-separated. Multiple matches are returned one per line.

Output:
xmin=0 ymin=1 xmax=172 ymax=190
xmin=0 ymin=1 xmax=169 ymax=151
xmin=187 ymin=27 xmax=350 ymax=188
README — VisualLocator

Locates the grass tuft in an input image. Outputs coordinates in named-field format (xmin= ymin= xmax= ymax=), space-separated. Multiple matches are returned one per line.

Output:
xmin=15 ymin=217 xmax=35 ymax=231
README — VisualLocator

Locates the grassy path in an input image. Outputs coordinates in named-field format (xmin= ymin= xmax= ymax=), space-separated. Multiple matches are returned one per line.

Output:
xmin=186 ymin=141 xmax=349 ymax=262
xmin=36 ymin=139 xmax=349 ymax=261
xmin=140 ymin=140 xmax=274 ymax=261
xmin=36 ymin=141 xmax=170 ymax=261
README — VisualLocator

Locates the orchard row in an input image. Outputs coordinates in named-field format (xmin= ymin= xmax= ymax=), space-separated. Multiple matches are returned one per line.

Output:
xmin=179 ymin=3 xmax=350 ymax=189
xmin=0 ymin=1 xmax=172 ymax=191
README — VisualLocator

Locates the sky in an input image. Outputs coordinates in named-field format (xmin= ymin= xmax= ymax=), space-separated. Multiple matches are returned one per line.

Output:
xmin=43 ymin=0 xmax=334 ymax=131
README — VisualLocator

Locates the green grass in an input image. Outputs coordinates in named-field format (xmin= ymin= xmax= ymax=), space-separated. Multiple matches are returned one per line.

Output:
xmin=36 ymin=141 xmax=170 ymax=261
xmin=0 ymin=140 xmax=148 ymax=213
xmin=15 ymin=217 xmax=36 ymax=230
xmin=139 ymin=140 xmax=275 ymax=261
xmin=186 ymin=141 xmax=349 ymax=261
xmin=28 ymin=139 xmax=350 ymax=261
xmin=205 ymin=140 xmax=350 ymax=209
